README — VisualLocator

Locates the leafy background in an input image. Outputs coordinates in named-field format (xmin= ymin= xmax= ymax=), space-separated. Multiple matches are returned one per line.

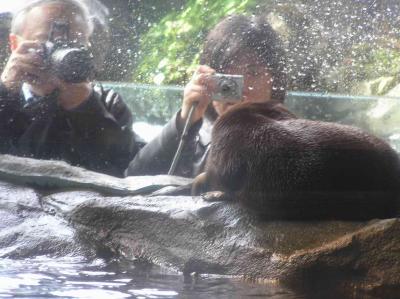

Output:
xmin=1 ymin=0 xmax=400 ymax=96
xmin=132 ymin=0 xmax=257 ymax=85
xmin=124 ymin=0 xmax=400 ymax=96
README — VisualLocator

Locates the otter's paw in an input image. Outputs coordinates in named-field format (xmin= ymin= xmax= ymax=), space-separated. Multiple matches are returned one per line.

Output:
xmin=200 ymin=191 xmax=230 ymax=202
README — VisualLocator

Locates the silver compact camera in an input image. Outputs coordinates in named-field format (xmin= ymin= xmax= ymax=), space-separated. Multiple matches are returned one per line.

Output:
xmin=210 ymin=74 xmax=244 ymax=101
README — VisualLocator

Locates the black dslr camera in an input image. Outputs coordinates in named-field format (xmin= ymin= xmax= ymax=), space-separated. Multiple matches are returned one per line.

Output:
xmin=42 ymin=21 xmax=94 ymax=83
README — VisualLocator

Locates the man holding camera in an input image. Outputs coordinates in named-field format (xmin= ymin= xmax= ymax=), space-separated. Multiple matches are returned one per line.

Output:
xmin=126 ymin=15 xmax=287 ymax=178
xmin=125 ymin=65 xmax=217 ymax=178
xmin=0 ymin=0 xmax=140 ymax=177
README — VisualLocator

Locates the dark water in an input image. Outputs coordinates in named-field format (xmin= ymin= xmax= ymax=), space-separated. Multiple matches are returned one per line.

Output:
xmin=0 ymin=256 xmax=302 ymax=299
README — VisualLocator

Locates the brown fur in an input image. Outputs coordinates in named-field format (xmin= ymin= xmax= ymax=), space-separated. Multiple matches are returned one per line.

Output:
xmin=194 ymin=101 xmax=400 ymax=220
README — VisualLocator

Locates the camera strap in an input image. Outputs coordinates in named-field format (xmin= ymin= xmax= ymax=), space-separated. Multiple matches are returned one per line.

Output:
xmin=168 ymin=102 xmax=198 ymax=175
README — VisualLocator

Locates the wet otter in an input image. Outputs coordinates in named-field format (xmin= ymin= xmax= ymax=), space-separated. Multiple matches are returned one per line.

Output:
xmin=193 ymin=101 xmax=400 ymax=220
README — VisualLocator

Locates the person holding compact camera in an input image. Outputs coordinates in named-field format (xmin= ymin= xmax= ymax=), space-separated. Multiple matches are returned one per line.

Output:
xmin=126 ymin=15 xmax=287 ymax=177
xmin=0 ymin=0 xmax=141 ymax=177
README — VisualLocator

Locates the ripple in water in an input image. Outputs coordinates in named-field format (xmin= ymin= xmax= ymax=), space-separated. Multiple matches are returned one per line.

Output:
xmin=0 ymin=256 xmax=302 ymax=298
xmin=0 ymin=255 xmax=376 ymax=298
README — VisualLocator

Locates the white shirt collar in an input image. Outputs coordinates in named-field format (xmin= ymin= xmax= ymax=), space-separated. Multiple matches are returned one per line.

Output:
xmin=21 ymin=83 xmax=35 ymax=103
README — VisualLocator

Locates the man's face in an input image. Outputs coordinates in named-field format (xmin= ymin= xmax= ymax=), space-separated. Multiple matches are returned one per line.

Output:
xmin=10 ymin=4 xmax=90 ymax=93
xmin=212 ymin=52 xmax=273 ymax=116
xmin=18 ymin=4 xmax=90 ymax=45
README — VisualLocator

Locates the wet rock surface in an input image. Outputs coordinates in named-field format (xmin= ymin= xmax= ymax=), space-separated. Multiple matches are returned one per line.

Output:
xmin=0 ymin=155 xmax=192 ymax=196
xmin=0 ymin=180 xmax=94 ymax=258
xmin=0 ymin=154 xmax=399 ymax=297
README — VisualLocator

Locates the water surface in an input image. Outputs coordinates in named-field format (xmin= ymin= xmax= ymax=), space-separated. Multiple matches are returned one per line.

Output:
xmin=0 ymin=256 xmax=302 ymax=298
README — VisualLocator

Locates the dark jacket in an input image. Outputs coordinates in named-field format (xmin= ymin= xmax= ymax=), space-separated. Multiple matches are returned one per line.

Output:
xmin=0 ymin=83 xmax=140 ymax=177
xmin=126 ymin=111 xmax=213 ymax=178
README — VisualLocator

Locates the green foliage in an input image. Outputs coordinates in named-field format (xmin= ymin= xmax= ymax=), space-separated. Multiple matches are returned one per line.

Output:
xmin=332 ymin=41 xmax=400 ymax=95
xmin=131 ymin=0 xmax=400 ymax=96
xmin=350 ymin=45 xmax=400 ymax=82
xmin=133 ymin=0 xmax=259 ymax=85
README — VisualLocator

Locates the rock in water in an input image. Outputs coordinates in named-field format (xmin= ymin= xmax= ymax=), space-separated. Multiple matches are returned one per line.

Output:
xmin=45 ymin=191 xmax=400 ymax=297
xmin=0 ymin=154 xmax=398 ymax=297
xmin=0 ymin=154 xmax=192 ymax=196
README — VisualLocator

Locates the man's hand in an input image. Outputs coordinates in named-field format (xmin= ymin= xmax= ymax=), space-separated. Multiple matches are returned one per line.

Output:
xmin=0 ymin=41 xmax=51 ymax=94
xmin=179 ymin=65 xmax=216 ymax=126
xmin=0 ymin=39 xmax=91 ymax=110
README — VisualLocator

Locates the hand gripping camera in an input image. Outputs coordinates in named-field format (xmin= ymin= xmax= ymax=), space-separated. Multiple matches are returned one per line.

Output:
xmin=168 ymin=73 xmax=244 ymax=175
xmin=42 ymin=21 xmax=94 ymax=83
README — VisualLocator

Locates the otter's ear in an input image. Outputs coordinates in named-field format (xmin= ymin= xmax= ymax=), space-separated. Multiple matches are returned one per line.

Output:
xmin=271 ymin=102 xmax=297 ymax=120
xmin=191 ymin=172 xmax=210 ymax=196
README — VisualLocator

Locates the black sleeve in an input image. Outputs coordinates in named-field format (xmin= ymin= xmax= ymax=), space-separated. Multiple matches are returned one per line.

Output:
xmin=64 ymin=87 xmax=139 ymax=177
xmin=125 ymin=111 xmax=202 ymax=177
xmin=0 ymin=82 xmax=25 ymax=153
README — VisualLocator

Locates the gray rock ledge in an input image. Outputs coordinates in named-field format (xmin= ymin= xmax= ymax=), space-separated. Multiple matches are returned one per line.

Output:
xmin=0 ymin=154 xmax=398 ymax=297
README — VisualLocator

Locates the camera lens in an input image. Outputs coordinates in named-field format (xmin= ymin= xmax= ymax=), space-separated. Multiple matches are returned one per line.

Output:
xmin=219 ymin=79 xmax=237 ymax=97
xmin=50 ymin=48 xmax=94 ymax=83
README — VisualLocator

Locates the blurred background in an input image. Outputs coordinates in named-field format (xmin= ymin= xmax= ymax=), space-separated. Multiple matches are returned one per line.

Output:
xmin=1 ymin=0 xmax=399 ymax=94
xmin=1 ymin=0 xmax=400 ymax=142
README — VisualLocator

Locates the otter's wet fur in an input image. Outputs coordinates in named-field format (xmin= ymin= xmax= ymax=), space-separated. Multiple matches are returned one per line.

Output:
xmin=193 ymin=101 xmax=400 ymax=220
